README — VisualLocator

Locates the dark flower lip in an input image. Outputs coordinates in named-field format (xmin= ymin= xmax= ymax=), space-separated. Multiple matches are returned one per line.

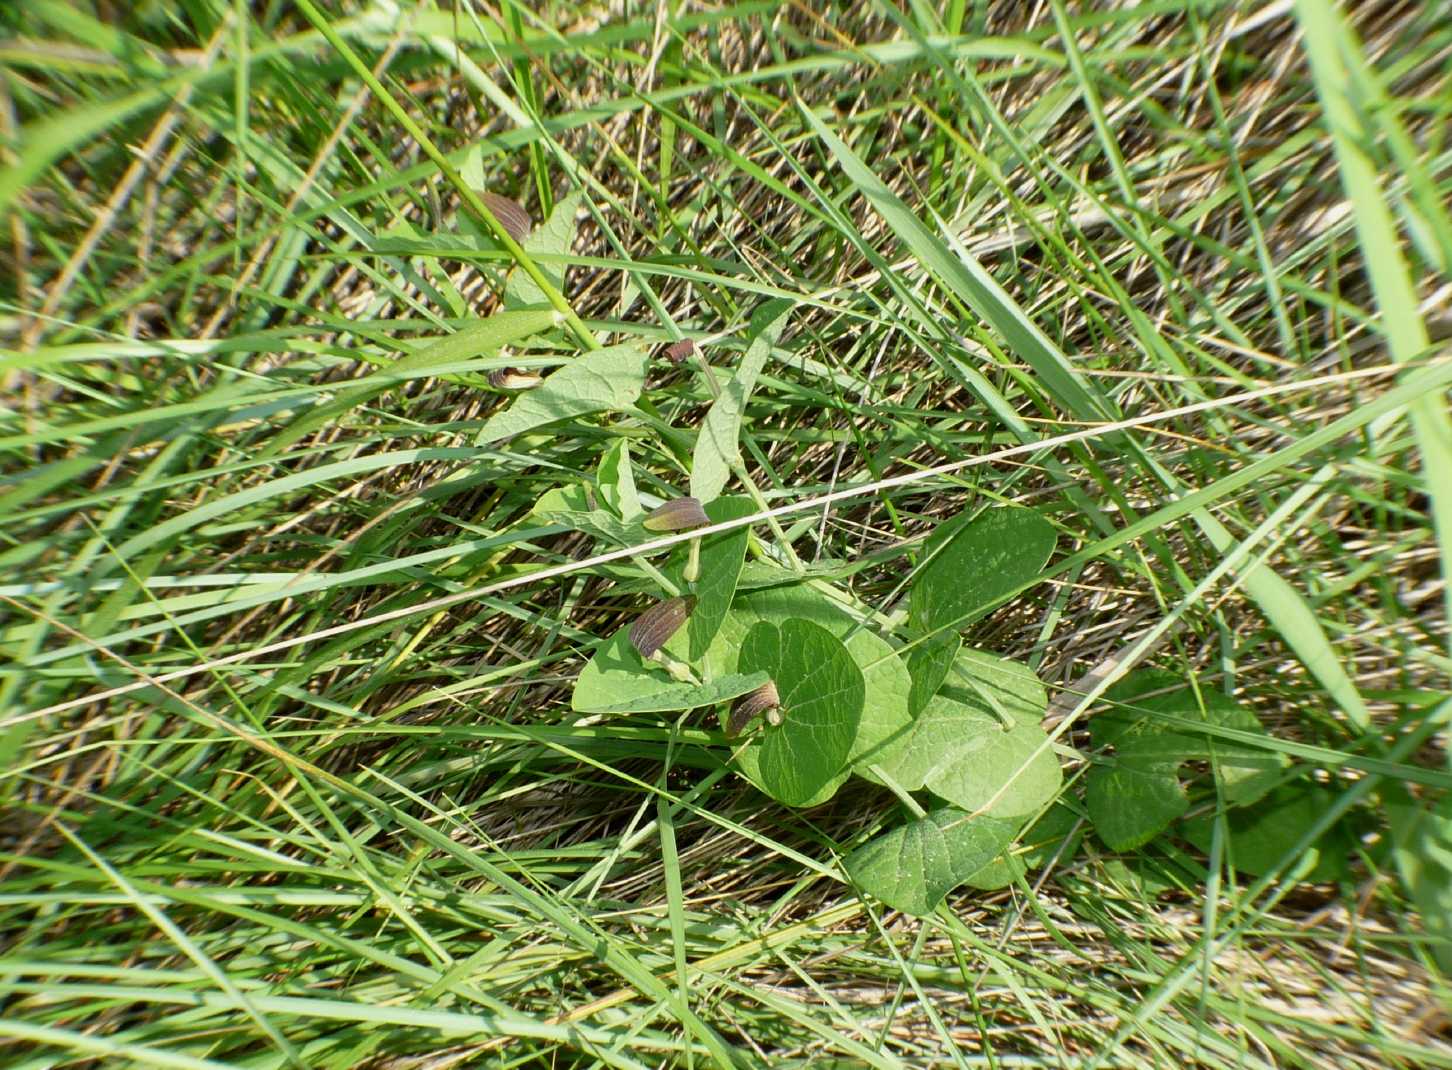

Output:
xmin=488 ymin=367 xmax=543 ymax=390
xmin=641 ymin=496 xmax=709 ymax=532
xmin=727 ymin=680 xmax=781 ymax=736
xmin=629 ymin=595 xmax=696 ymax=659
xmin=479 ymin=191 xmax=532 ymax=244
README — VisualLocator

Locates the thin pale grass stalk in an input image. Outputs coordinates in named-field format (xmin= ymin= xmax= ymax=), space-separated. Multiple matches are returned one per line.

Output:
xmin=17 ymin=21 xmax=233 ymax=352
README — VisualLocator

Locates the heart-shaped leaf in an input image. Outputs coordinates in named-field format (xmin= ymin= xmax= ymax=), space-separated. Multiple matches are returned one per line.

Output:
xmin=873 ymin=691 xmax=1061 ymax=820
xmin=573 ymin=626 xmax=767 ymax=713
xmin=846 ymin=808 xmax=1020 ymax=916
xmin=1085 ymin=671 xmax=1286 ymax=851
xmin=477 ymin=343 xmax=649 ymax=444
xmin=700 ymin=584 xmax=913 ymax=779
xmin=1180 ymin=781 xmax=1351 ymax=882
xmin=960 ymin=802 xmax=1084 ymax=891
xmin=942 ymin=646 xmax=1049 ymax=722
xmin=736 ymin=619 xmax=864 ymax=806
xmin=909 ymin=507 xmax=1056 ymax=640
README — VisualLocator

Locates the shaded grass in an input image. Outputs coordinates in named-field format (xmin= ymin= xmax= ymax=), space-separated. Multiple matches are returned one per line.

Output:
xmin=2 ymin=1 xmax=1450 ymax=1068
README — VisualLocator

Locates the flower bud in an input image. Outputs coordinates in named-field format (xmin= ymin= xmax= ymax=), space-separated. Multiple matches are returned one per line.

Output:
xmin=727 ymin=680 xmax=781 ymax=736
xmin=628 ymin=595 xmax=695 ymax=659
xmin=479 ymin=191 xmax=532 ymax=244
xmin=641 ymin=496 xmax=709 ymax=533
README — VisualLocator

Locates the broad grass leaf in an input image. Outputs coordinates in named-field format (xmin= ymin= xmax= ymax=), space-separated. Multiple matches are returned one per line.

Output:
xmin=701 ymin=584 xmax=913 ymax=778
xmin=806 ymin=80 xmax=1397 ymax=767
xmin=690 ymin=299 xmax=792 ymax=502
xmin=477 ymin=343 xmax=649 ymax=444
xmin=665 ymin=496 xmax=754 ymax=660
xmin=505 ymin=190 xmax=583 ymax=309
xmin=267 ymin=309 xmax=557 ymax=458
xmin=1085 ymin=671 xmax=1286 ymax=851
xmin=909 ymin=508 xmax=1056 ymax=638
xmin=737 ymin=619 xmax=864 ymax=807
xmin=573 ymin=626 xmax=767 ymax=714
xmin=846 ymin=808 xmax=1019 ymax=916
xmin=798 ymin=105 xmax=1110 ymax=422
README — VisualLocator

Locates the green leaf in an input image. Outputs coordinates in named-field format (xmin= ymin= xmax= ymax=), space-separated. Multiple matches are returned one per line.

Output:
xmin=1393 ymin=792 xmax=1452 ymax=975
xmin=665 ymin=496 xmax=754 ymax=660
xmin=476 ymin=343 xmax=649 ymax=445
xmin=1296 ymin=0 xmax=1452 ymax=644
xmin=572 ymin=626 xmax=767 ymax=714
xmin=505 ymin=190 xmax=584 ymax=310
xmin=737 ymin=560 xmax=851 ymax=590
xmin=531 ymin=484 xmax=636 ymax=546
xmin=874 ymin=684 xmax=1061 ymax=820
xmin=962 ymin=802 xmax=1084 ymax=891
xmin=736 ymin=619 xmax=864 ymax=807
xmin=1180 ymin=782 xmax=1352 ymax=883
xmin=943 ymin=646 xmax=1050 ymax=724
xmin=1098 ymin=855 xmax=1206 ymax=900
xmin=597 ymin=439 xmax=641 ymax=520
xmin=1085 ymin=672 xmax=1287 ymax=851
xmin=1086 ymin=763 xmax=1192 ymax=855
xmin=909 ymin=508 xmax=1057 ymax=638
xmin=690 ymin=299 xmax=791 ymax=502
xmin=702 ymin=584 xmax=913 ymax=778
xmin=906 ymin=634 xmax=959 ymax=717
xmin=846 ymin=808 xmax=1019 ymax=916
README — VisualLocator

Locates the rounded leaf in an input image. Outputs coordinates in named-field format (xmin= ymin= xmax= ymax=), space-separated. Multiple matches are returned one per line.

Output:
xmin=847 ymin=808 xmax=1020 ymax=916
xmin=736 ymin=618 xmax=864 ymax=806
xmin=701 ymin=584 xmax=913 ymax=778
xmin=910 ymin=507 xmax=1056 ymax=636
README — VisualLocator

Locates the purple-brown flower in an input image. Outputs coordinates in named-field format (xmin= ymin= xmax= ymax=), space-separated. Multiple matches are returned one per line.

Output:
xmin=628 ymin=595 xmax=695 ymax=659
xmin=479 ymin=192 xmax=532 ymax=244
xmin=642 ymin=497 xmax=709 ymax=533
xmin=488 ymin=367 xmax=542 ymax=390
xmin=661 ymin=339 xmax=696 ymax=363
xmin=727 ymin=680 xmax=781 ymax=736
